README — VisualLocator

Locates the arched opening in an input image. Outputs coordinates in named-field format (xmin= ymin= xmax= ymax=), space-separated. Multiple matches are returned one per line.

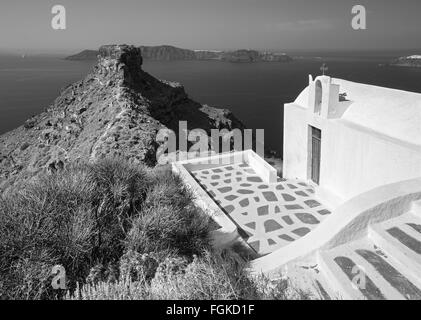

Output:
xmin=314 ymin=80 xmax=322 ymax=115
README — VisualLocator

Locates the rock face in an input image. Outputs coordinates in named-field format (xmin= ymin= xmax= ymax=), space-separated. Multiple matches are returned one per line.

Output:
xmin=193 ymin=50 xmax=223 ymax=60
xmin=0 ymin=45 xmax=245 ymax=192
xmin=66 ymin=45 xmax=293 ymax=63
xmin=390 ymin=55 xmax=421 ymax=68
xmin=139 ymin=45 xmax=197 ymax=61
xmin=221 ymin=50 xmax=292 ymax=63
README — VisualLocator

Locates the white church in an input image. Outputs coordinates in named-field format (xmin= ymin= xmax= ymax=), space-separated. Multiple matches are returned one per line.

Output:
xmin=174 ymin=74 xmax=421 ymax=299
xmin=283 ymin=74 xmax=421 ymax=207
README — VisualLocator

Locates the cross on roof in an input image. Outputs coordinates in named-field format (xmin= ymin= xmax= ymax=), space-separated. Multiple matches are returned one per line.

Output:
xmin=320 ymin=63 xmax=328 ymax=75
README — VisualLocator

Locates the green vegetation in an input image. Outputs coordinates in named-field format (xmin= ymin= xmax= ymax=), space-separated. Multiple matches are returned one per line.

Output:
xmin=0 ymin=158 xmax=312 ymax=300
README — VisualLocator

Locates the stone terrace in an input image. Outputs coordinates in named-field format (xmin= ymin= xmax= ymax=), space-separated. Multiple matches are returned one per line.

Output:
xmin=190 ymin=162 xmax=332 ymax=256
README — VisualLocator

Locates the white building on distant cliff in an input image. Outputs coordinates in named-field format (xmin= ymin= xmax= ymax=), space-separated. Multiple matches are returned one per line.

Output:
xmin=283 ymin=75 xmax=421 ymax=207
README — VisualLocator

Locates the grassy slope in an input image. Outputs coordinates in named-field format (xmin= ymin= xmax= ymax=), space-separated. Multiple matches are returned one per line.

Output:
xmin=0 ymin=158 xmax=312 ymax=300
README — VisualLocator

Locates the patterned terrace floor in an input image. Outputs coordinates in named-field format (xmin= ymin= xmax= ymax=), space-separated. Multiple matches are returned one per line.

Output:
xmin=190 ymin=162 xmax=332 ymax=255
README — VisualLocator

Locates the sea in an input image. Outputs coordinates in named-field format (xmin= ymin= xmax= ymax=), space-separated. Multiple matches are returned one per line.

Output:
xmin=1 ymin=50 xmax=421 ymax=156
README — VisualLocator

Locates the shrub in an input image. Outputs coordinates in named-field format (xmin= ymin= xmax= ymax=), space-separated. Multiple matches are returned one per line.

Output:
xmin=0 ymin=158 xmax=218 ymax=299
xmin=253 ymin=275 xmax=314 ymax=300
xmin=0 ymin=157 xmax=312 ymax=300
xmin=127 ymin=203 xmax=211 ymax=257
xmin=84 ymin=159 xmax=152 ymax=262
xmin=153 ymin=255 xmax=189 ymax=281
xmin=144 ymin=166 xmax=196 ymax=209
xmin=0 ymin=165 xmax=96 ymax=299
xmin=148 ymin=250 xmax=260 ymax=300
xmin=67 ymin=249 xmax=313 ymax=301
xmin=5 ymin=249 xmax=56 ymax=300
xmin=0 ymin=159 xmax=159 ymax=299
xmin=85 ymin=263 xmax=119 ymax=285
xmin=119 ymin=250 xmax=159 ymax=283
xmin=67 ymin=277 xmax=149 ymax=300
xmin=126 ymin=167 xmax=212 ymax=256
xmin=67 ymin=250 xmax=260 ymax=300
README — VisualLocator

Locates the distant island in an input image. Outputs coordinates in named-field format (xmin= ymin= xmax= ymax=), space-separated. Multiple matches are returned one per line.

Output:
xmin=64 ymin=49 xmax=99 ymax=61
xmin=390 ymin=55 xmax=421 ymax=68
xmin=66 ymin=45 xmax=293 ymax=63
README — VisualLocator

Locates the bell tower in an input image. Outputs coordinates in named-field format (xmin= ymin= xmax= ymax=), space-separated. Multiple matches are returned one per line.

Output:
xmin=307 ymin=74 xmax=340 ymax=119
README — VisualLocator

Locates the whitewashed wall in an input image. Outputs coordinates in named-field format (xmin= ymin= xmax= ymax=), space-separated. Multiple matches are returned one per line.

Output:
xmin=283 ymin=102 xmax=421 ymax=207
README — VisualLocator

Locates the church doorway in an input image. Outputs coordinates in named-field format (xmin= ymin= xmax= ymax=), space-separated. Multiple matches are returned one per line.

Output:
xmin=310 ymin=126 xmax=321 ymax=185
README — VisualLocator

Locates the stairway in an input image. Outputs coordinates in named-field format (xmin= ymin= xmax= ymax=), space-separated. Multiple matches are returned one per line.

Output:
xmin=317 ymin=202 xmax=421 ymax=300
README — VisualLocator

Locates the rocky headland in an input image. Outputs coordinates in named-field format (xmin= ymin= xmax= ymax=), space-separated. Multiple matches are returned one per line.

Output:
xmin=66 ymin=45 xmax=293 ymax=63
xmin=0 ymin=45 xmax=245 ymax=192
xmin=64 ymin=49 xmax=99 ymax=61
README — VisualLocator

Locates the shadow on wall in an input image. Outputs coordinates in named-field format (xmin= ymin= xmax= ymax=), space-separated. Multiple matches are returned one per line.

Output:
xmin=329 ymin=99 xmax=353 ymax=119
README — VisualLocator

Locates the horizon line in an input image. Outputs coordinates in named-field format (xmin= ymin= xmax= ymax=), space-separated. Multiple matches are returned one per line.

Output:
xmin=1 ymin=46 xmax=421 ymax=56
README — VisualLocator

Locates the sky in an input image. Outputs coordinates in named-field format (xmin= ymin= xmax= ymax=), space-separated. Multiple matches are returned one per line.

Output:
xmin=0 ymin=0 xmax=420 ymax=54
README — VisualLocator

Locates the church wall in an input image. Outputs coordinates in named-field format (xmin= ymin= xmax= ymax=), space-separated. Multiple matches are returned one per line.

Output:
xmin=283 ymin=102 xmax=421 ymax=208
xmin=321 ymin=120 xmax=421 ymax=202
xmin=283 ymin=103 xmax=308 ymax=180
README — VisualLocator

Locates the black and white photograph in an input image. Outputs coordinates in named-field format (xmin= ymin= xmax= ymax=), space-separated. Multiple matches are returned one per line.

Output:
xmin=0 ymin=0 xmax=421 ymax=307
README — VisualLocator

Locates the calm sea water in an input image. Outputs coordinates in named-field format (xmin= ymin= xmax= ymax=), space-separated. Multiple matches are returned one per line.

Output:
xmin=0 ymin=55 xmax=95 ymax=134
xmin=1 ymin=52 xmax=421 ymax=155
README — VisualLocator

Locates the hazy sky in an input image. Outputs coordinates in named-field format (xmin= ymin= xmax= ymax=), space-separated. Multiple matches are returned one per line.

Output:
xmin=1 ymin=0 xmax=420 ymax=53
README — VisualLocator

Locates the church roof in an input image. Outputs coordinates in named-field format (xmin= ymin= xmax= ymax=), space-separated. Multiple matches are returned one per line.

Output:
xmin=294 ymin=78 xmax=421 ymax=147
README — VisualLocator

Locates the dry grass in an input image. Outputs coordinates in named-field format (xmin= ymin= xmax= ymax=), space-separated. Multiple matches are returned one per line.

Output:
xmin=1 ymin=158 xmax=314 ymax=301
xmin=67 ymin=249 xmax=314 ymax=301
xmin=0 ymin=159 xmax=212 ymax=299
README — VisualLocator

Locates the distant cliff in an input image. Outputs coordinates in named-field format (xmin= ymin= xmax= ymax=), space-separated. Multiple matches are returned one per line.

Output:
xmin=139 ymin=45 xmax=197 ymax=60
xmin=66 ymin=45 xmax=293 ymax=63
xmin=390 ymin=55 xmax=421 ymax=68
xmin=0 ymin=45 xmax=245 ymax=192
xmin=221 ymin=50 xmax=292 ymax=63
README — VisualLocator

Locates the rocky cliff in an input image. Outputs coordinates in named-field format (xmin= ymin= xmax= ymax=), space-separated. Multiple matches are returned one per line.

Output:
xmin=139 ymin=45 xmax=197 ymax=61
xmin=0 ymin=45 xmax=245 ymax=192
xmin=221 ymin=50 xmax=292 ymax=63
xmin=66 ymin=45 xmax=293 ymax=63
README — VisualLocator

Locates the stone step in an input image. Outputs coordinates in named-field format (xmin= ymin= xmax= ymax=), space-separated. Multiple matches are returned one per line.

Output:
xmin=368 ymin=213 xmax=421 ymax=287
xmin=319 ymin=237 xmax=421 ymax=300
xmin=280 ymin=206 xmax=421 ymax=299
xmin=317 ymin=249 xmax=365 ymax=300
xmin=280 ymin=258 xmax=338 ymax=300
